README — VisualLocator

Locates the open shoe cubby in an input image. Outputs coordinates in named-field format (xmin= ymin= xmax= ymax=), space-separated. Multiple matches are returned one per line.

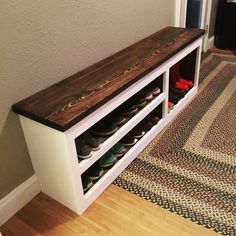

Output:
xmin=12 ymin=27 xmax=204 ymax=214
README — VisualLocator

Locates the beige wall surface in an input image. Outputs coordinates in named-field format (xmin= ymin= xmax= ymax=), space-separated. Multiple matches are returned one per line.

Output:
xmin=0 ymin=0 xmax=175 ymax=199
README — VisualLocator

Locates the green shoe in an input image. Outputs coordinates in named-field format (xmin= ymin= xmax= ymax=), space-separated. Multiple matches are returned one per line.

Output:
xmin=99 ymin=151 xmax=117 ymax=168
xmin=110 ymin=143 xmax=126 ymax=158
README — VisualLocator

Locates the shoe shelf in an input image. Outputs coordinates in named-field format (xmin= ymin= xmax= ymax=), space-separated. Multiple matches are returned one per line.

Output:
xmin=83 ymin=118 xmax=166 ymax=213
xmin=12 ymin=27 xmax=204 ymax=215
xmin=78 ymin=92 xmax=166 ymax=174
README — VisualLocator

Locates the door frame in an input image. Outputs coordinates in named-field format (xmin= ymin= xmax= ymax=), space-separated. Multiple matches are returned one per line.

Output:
xmin=175 ymin=0 xmax=213 ymax=52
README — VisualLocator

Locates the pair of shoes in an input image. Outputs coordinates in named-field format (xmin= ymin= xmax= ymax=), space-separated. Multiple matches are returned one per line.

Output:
xmin=75 ymin=133 xmax=101 ymax=159
xmin=81 ymin=132 xmax=102 ymax=150
xmin=84 ymin=161 xmax=104 ymax=181
xmin=130 ymin=126 xmax=146 ymax=139
xmin=170 ymin=87 xmax=187 ymax=96
xmin=138 ymin=114 xmax=160 ymax=132
xmin=99 ymin=151 xmax=118 ymax=168
xmin=137 ymin=84 xmax=161 ymax=103
xmin=136 ymin=97 xmax=147 ymax=109
xmin=120 ymin=134 xmax=138 ymax=147
xmin=146 ymin=84 xmax=161 ymax=96
xmin=119 ymin=101 xmax=139 ymax=117
xmin=168 ymin=101 xmax=175 ymax=111
xmin=147 ymin=114 xmax=160 ymax=125
xmin=110 ymin=142 xmax=127 ymax=158
xmin=120 ymin=114 xmax=160 ymax=147
xmin=106 ymin=110 xmax=128 ymax=127
xmin=99 ymin=142 xmax=126 ymax=168
xmin=91 ymin=119 xmax=118 ymax=137
xmin=170 ymin=63 xmax=193 ymax=91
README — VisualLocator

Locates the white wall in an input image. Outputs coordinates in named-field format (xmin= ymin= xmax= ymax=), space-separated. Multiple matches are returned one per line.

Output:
xmin=0 ymin=0 xmax=175 ymax=198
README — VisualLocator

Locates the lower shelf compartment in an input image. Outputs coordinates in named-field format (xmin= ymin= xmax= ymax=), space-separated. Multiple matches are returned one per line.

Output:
xmin=168 ymin=87 xmax=197 ymax=119
xmin=78 ymin=117 xmax=167 ymax=213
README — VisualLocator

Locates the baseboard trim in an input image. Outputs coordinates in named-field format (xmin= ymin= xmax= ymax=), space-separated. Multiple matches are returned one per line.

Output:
xmin=0 ymin=175 xmax=40 ymax=226
xmin=205 ymin=36 xmax=215 ymax=52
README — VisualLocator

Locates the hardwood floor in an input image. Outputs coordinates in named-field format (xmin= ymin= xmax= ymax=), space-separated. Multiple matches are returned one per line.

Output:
xmin=1 ymin=185 xmax=219 ymax=236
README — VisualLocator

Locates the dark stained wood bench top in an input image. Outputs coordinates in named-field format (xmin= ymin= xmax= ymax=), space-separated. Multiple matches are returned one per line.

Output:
xmin=12 ymin=27 xmax=205 ymax=131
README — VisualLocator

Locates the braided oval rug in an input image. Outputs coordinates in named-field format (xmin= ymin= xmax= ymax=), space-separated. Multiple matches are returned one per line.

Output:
xmin=114 ymin=50 xmax=236 ymax=236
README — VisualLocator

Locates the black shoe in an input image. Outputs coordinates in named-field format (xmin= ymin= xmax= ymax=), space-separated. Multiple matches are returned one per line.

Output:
xmin=91 ymin=120 xmax=118 ymax=137
xmin=81 ymin=175 xmax=93 ymax=193
xmin=75 ymin=137 xmax=92 ymax=159
xmin=119 ymin=103 xmax=139 ymax=117
xmin=81 ymin=132 xmax=101 ymax=151
xmin=84 ymin=162 xmax=104 ymax=181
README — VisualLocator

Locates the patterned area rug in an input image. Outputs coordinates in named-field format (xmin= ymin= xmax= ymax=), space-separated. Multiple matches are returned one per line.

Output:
xmin=114 ymin=51 xmax=236 ymax=236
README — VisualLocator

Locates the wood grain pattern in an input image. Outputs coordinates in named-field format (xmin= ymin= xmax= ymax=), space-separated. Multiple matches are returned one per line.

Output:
xmin=12 ymin=27 xmax=205 ymax=131
xmin=1 ymin=185 xmax=219 ymax=236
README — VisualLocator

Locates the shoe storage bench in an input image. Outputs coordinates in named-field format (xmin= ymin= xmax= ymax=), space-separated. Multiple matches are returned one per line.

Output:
xmin=12 ymin=27 xmax=204 ymax=214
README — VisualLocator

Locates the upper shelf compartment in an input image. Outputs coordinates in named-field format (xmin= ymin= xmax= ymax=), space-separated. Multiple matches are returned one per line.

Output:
xmin=12 ymin=27 xmax=205 ymax=132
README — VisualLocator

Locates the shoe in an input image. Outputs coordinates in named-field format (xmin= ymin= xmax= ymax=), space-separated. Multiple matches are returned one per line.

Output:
xmin=169 ymin=92 xmax=181 ymax=104
xmin=130 ymin=126 xmax=145 ymax=139
xmin=141 ymin=90 xmax=154 ymax=101
xmin=110 ymin=143 xmax=126 ymax=158
xmin=120 ymin=134 xmax=138 ymax=147
xmin=176 ymin=81 xmax=189 ymax=91
xmin=170 ymin=87 xmax=187 ymax=96
xmin=168 ymin=101 xmax=175 ymax=110
xmin=121 ymin=103 xmax=139 ymax=117
xmin=84 ymin=162 xmax=104 ymax=181
xmin=148 ymin=114 xmax=160 ymax=125
xmin=99 ymin=151 xmax=117 ymax=168
xmin=179 ymin=78 xmax=193 ymax=87
xmin=107 ymin=112 xmax=127 ymax=126
xmin=114 ymin=115 xmax=127 ymax=126
xmin=147 ymin=85 xmax=161 ymax=96
xmin=75 ymin=138 xmax=92 ymax=159
xmin=138 ymin=119 xmax=153 ymax=132
xmin=174 ymin=62 xmax=193 ymax=89
xmin=82 ymin=175 xmax=93 ymax=193
xmin=82 ymin=132 xmax=101 ymax=151
xmin=91 ymin=120 xmax=118 ymax=137
xmin=136 ymin=97 xmax=147 ymax=109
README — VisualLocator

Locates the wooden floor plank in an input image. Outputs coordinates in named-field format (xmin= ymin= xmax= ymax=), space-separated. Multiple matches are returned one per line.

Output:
xmin=1 ymin=185 xmax=219 ymax=236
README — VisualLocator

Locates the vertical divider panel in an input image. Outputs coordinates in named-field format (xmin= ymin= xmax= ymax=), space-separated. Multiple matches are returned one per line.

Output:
xmin=162 ymin=70 xmax=169 ymax=118
xmin=194 ymin=43 xmax=203 ymax=87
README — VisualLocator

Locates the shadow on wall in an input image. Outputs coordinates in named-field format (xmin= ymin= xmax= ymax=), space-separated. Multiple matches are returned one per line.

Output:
xmin=0 ymin=109 xmax=34 ymax=199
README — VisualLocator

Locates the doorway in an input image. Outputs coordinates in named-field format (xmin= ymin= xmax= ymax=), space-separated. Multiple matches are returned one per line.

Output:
xmin=175 ymin=0 xmax=213 ymax=52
